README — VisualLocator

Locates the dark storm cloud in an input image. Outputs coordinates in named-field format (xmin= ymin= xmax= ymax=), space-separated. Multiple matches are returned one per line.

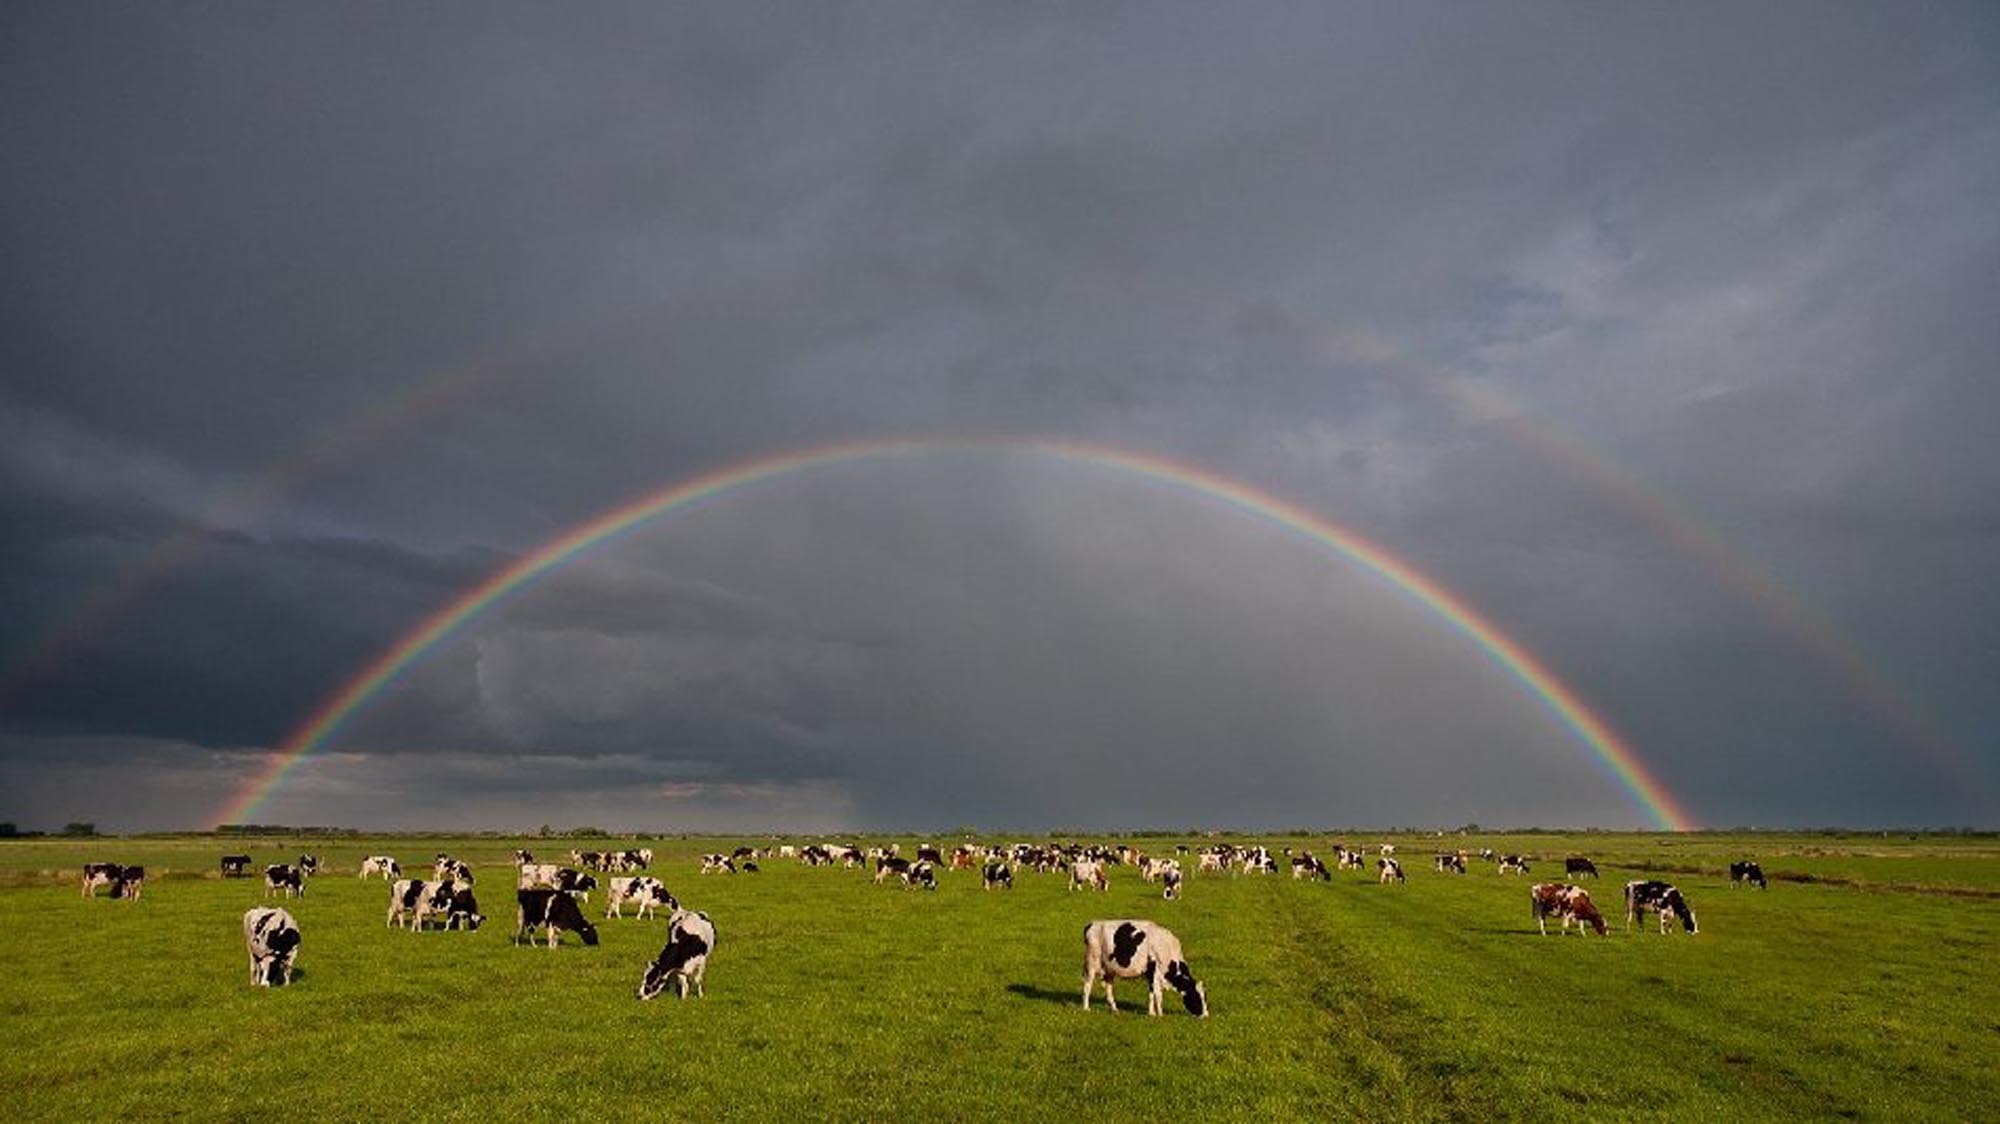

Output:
xmin=3 ymin=3 xmax=1996 ymax=830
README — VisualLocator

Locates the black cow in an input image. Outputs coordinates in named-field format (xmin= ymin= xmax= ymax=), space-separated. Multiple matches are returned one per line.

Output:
xmin=1624 ymin=880 xmax=1699 ymax=934
xmin=265 ymin=864 xmax=305 ymax=898
xmin=220 ymin=855 xmax=252 ymax=878
xmin=516 ymin=888 xmax=600 ymax=947
xmin=1729 ymin=861 xmax=1767 ymax=890
xmin=1564 ymin=857 xmax=1599 ymax=879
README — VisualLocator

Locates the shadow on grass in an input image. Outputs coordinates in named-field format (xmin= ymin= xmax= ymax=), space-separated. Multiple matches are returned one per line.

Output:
xmin=1006 ymin=982 xmax=1080 ymax=1007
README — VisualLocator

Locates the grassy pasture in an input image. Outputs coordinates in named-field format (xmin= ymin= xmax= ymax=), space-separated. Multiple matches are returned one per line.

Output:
xmin=3 ymin=833 xmax=1997 ymax=1122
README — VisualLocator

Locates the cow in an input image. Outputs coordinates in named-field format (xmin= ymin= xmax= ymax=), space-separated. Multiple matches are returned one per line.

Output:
xmin=220 ymin=855 xmax=252 ymax=878
xmin=296 ymin=854 xmax=321 ymax=877
xmin=81 ymin=862 xmax=124 ymax=898
xmin=110 ymin=866 xmax=146 ymax=900
xmin=1161 ymin=868 xmax=1183 ymax=901
xmin=513 ymin=849 xmax=535 ymax=865
xmin=951 ymin=846 xmax=978 ymax=871
xmin=915 ymin=844 xmax=944 ymax=865
xmin=1291 ymin=853 xmax=1330 ymax=881
xmin=1564 ymin=857 xmax=1599 ymax=879
xmin=1081 ymin=920 xmax=1206 ymax=1017
xmin=606 ymin=876 xmax=677 ymax=920
xmin=908 ymin=860 xmax=938 ymax=890
xmin=874 ymin=856 xmax=913 ymax=885
xmin=1378 ymin=857 xmax=1406 ymax=884
xmin=243 ymin=906 xmax=301 ymax=987
xmin=1434 ymin=853 xmax=1467 ymax=875
xmin=1379 ymin=844 xmax=1396 ymax=856
xmin=983 ymin=860 xmax=1014 ymax=891
xmin=634 ymin=848 xmax=654 ymax=869
xmin=264 ymin=864 xmax=305 ymax=899
xmin=1625 ymin=881 xmax=1698 ymax=934
xmin=388 ymin=878 xmax=444 ymax=929
xmin=1197 ymin=851 xmax=1226 ymax=874
xmin=1240 ymin=847 xmax=1277 ymax=875
xmin=517 ymin=862 xmax=561 ymax=889
xmin=515 ymin=888 xmax=601 ymax=947
xmin=1729 ymin=861 xmax=1768 ymax=890
xmin=554 ymin=869 xmax=598 ymax=901
xmin=778 ymin=845 xmax=799 ymax=859
xmin=637 ymin=909 xmax=715 ymax=1000
xmin=1497 ymin=855 xmax=1530 ymax=875
xmin=1070 ymin=859 xmax=1109 ymax=892
xmin=441 ymin=883 xmax=485 ymax=930
xmin=700 ymin=854 xmax=735 ymax=875
xmin=358 ymin=855 xmax=400 ymax=880
xmin=433 ymin=856 xmax=472 ymax=883
xmin=1336 ymin=848 xmax=1367 ymax=872
xmin=1531 ymin=882 xmax=1608 ymax=936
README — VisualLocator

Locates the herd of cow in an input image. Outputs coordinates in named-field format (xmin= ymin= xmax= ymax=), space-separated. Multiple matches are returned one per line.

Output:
xmin=80 ymin=841 xmax=1772 ymax=1015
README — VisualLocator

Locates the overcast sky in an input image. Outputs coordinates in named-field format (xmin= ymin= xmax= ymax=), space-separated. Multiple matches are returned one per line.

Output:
xmin=3 ymin=4 xmax=1996 ymax=833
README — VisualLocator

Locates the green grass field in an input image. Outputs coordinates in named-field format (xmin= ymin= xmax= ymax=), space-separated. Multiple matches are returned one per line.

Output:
xmin=4 ymin=832 xmax=1997 ymax=1122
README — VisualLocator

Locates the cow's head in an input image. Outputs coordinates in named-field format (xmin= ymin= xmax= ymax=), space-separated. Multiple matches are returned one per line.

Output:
xmin=1164 ymin=960 xmax=1207 ymax=1017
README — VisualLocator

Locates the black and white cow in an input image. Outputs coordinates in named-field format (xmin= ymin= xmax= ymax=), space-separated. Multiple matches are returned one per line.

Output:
xmin=388 ymin=878 xmax=443 ymax=929
xmin=554 ymin=869 xmax=598 ymax=901
xmin=1729 ymin=861 xmax=1768 ymax=890
xmin=297 ymin=854 xmax=321 ymax=877
xmin=1161 ymin=868 xmax=1183 ymax=901
xmin=908 ymin=860 xmax=937 ymax=891
xmin=982 ymin=860 xmax=1014 ymax=891
xmin=1290 ymin=853 xmax=1330 ymax=881
xmin=1434 ymin=853 xmax=1467 ymax=875
xmin=220 ymin=855 xmax=252 ymax=878
xmin=1070 ymin=859 xmax=1109 ymax=892
xmin=700 ymin=854 xmax=735 ymax=875
xmin=265 ymin=864 xmax=305 ymax=899
xmin=1564 ymin=857 xmax=1599 ymax=879
xmin=1497 ymin=855 xmax=1530 ymax=875
xmin=358 ymin=855 xmax=400 ymax=880
xmin=1624 ymin=880 xmax=1699 ymax=934
xmin=513 ymin=849 xmax=535 ymax=865
xmin=874 ymin=856 xmax=914 ymax=885
xmin=1378 ymin=857 xmax=1406 ymax=884
xmin=433 ymin=855 xmax=472 ymax=883
xmin=81 ymin=862 xmax=125 ymax=898
xmin=1336 ymin=848 xmax=1368 ymax=872
xmin=605 ymin=876 xmax=677 ymax=920
xmin=637 ymin=909 xmax=715 ymax=1000
xmin=244 ymin=906 xmax=302 ymax=987
xmin=110 ymin=866 xmax=146 ymax=900
xmin=1081 ymin=920 xmax=1207 ymax=1017
xmin=515 ymin=888 xmax=601 ymax=947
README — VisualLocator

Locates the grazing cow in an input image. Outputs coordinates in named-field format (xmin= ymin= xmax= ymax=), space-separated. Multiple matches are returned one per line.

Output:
xmin=358 ymin=856 xmax=400 ymax=880
xmin=513 ymin=849 xmax=535 ymax=865
xmin=637 ymin=909 xmax=715 ymax=1000
xmin=1497 ymin=855 xmax=1530 ymax=875
xmin=874 ymin=856 xmax=913 ymax=885
xmin=1070 ymin=859 xmax=1108 ymax=892
xmin=515 ymin=888 xmax=601 ymax=947
xmin=1478 ymin=848 xmax=1496 ymax=862
xmin=700 ymin=854 xmax=735 ymax=875
xmin=635 ymin=848 xmax=654 ymax=869
xmin=1240 ymin=848 xmax=1277 ymax=875
xmin=915 ymin=845 xmax=944 ymax=865
xmin=81 ymin=862 xmax=125 ymax=898
xmin=1197 ymin=851 xmax=1225 ymax=874
xmin=778 ymin=845 xmax=798 ymax=859
xmin=1161 ymin=868 xmax=1183 ymax=901
xmin=952 ymin=846 xmax=977 ymax=871
xmin=1625 ymin=881 xmax=1699 ymax=934
xmin=1729 ymin=861 xmax=1768 ymax=890
xmin=1434 ymin=853 xmax=1467 ymax=875
xmin=441 ymin=884 xmax=485 ymax=930
xmin=1378 ymin=857 xmax=1406 ymax=884
xmin=243 ymin=907 xmax=301 ymax=987
xmin=221 ymin=855 xmax=252 ymax=878
xmin=388 ymin=879 xmax=442 ymax=929
xmin=1564 ymin=857 xmax=1599 ymax=879
xmin=264 ymin=864 xmax=305 ymax=899
xmin=110 ymin=866 xmax=146 ymax=900
xmin=1081 ymin=920 xmax=1207 ymax=1017
xmin=606 ymin=876 xmax=677 ymax=920
xmin=1291 ymin=853 xmax=1330 ymax=881
xmin=908 ymin=860 xmax=938 ymax=891
xmin=1531 ymin=882 xmax=1608 ymax=936
xmin=1336 ymin=848 xmax=1368 ymax=872
xmin=982 ymin=860 xmax=1014 ymax=891
xmin=433 ymin=856 xmax=472 ymax=883
xmin=296 ymin=854 xmax=321 ymax=877
xmin=740 ymin=861 xmax=759 ymax=873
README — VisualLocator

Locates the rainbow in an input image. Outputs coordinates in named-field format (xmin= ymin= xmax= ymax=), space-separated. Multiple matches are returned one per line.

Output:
xmin=217 ymin=438 xmax=1696 ymax=829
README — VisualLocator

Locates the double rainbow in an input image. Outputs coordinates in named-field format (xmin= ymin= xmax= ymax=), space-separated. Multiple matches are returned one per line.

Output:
xmin=216 ymin=437 xmax=1696 ymax=830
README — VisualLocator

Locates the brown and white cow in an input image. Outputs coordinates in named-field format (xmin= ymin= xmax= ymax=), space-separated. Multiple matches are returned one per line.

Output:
xmin=1531 ymin=882 xmax=1608 ymax=936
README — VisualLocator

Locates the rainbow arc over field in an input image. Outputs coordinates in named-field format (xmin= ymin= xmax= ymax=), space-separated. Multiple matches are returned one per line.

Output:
xmin=217 ymin=438 xmax=1697 ymax=830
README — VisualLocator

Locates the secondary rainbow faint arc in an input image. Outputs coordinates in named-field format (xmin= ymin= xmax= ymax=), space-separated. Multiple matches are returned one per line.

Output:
xmin=219 ymin=438 xmax=1697 ymax=830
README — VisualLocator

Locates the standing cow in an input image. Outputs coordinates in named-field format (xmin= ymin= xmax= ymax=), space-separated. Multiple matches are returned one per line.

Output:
xmin=243 ymin=907 xmax=301 ymax=987
xmin=1625 ymin=880 xmax=1699 ymax=934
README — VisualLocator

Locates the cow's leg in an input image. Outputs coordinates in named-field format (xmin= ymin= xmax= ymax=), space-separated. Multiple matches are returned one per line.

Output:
xmin=1082 ymin=967 xmax=1097 ymax=1009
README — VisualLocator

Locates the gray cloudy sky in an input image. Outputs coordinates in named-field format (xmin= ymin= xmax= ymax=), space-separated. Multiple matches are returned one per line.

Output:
xmin=3 ymin=4 xmax=1996 ymax=832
